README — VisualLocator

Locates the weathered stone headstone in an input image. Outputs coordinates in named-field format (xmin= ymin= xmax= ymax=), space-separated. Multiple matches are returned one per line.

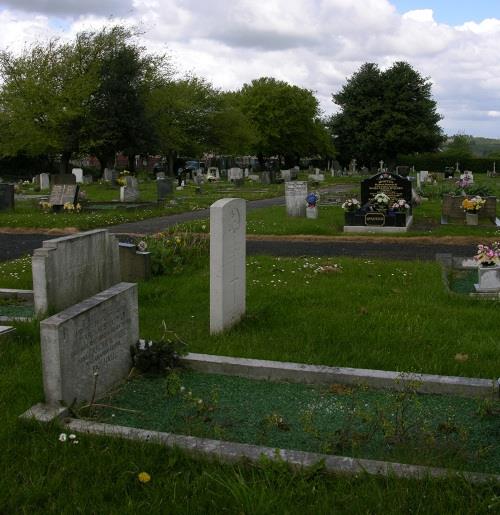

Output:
xmin=48 ymin=184 xmax=79 ymax=208
xmin=260 ymin=171 xmax=271 ymax=184
xmin=281 ymin=170 xmax=292 ymax=182
xmin=50 ymin=174 xmax=76 ymax=186
xmin=157 ymin=178 xmax=173 ymax=200
xmin=0 ymin=184 xmax=14 ymax=210
xmin=228 ymin=167 xmax=243 ymax=181
xmin=286 ymin=181 xmax=308 ymax=217
xmin=120 ymin=177 xmax=139 ymax=202
xmin=361 ymin=172 xmax=411 ymax=206
xmin=40 ymin=282 xmax=138 ymax=405
xmin=32 ymin=229 xmax=121 ymax=316
xmin=119 ymin=243 xmax=151 ymax=282
xmin=210 ymin=198 xmax=246 ymax=334
xmin=156 ymin=172 xmax=166 ymax=180
xmin=72 ymin=168 xmax=84 ymax=183
xmin=39 ymin=173 xmax=50 ymax=190
xmin=103 ymin=168 xmax=117 ymax=183
xmin=83 ymin=174 xmax=93 ymax=184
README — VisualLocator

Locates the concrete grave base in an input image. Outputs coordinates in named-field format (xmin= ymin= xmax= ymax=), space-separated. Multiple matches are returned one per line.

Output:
xmin=22 ymin=353 xmax=499 ymax=484
xmin=344 ymin=215 xmax=413 ymax=233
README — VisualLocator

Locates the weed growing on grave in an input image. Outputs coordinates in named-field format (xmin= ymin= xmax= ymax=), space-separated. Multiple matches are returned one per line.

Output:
xmin=140 ymin=228 xmax=208 ymax=276
xmin=131 ymin=323 xmax=187 ymax=374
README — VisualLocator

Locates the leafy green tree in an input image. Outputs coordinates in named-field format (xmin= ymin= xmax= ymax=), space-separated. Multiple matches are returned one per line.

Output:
xmin=441 ymin=134 xmax=474 ymax=159
xmin=237 ymin=77 xmax=334 ymax=167
xmin=148 ymin=77 xmax=254 ymax=174
xmin=330 ymin=62 xmax=444 ymax=167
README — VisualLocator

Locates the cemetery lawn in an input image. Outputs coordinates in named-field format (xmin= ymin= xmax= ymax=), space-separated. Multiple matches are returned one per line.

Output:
xmin=1 ymin=182 xmax=284 ymax=230
xmin=1 ymin=256 xmax=499 ymax=512
xmin=95 ymin=370 xmax=500 ymax=475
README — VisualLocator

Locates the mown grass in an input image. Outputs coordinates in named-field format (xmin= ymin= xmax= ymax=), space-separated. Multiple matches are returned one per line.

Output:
xmin=1 ymin=256 xmax=499 ymax=512
xmin=1 ymin=181 xmax=284 ymax=230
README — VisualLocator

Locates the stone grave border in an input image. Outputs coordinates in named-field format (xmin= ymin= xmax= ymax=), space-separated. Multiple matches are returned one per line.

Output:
xmin=344 ymin=215 xmax=413 ymax=233
xmin=0 ymin=288 xmax=35 ymax=322
xmin=22 ymin=353 xmax=499 ymax=484
xmin=437 ymin=253 xmax=500 ymax=299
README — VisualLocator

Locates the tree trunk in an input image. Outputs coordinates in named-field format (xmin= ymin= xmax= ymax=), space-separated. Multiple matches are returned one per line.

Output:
xmin=60 ymin=151 xmax=72 ymax=174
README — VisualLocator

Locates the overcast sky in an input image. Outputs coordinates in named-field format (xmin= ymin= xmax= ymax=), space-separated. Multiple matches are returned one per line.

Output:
xmin=1 ymin=0 xmax=499 ymax=138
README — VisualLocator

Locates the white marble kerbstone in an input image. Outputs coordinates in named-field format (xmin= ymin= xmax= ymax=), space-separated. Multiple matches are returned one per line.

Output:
xmin=32 ymin=229 xmax=121 ymax=316
xmin=210 ymin=198 xmax=246 ymax=334
xmin=285 ymin=181 xmax=308 ymax=217
xmin=40 ymin=282 xmax=138 ymax=406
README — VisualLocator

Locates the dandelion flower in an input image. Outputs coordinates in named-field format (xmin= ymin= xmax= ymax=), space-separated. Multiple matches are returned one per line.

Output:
xmin=138 ymin=472 xmax=151 ymax=483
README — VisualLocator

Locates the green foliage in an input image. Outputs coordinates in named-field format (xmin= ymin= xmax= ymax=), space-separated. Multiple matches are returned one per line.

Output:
xmin=441 ymin=134 xmax=474 ymax=159
xmin=141 ymin=230 xmax=208 ymax=275
xmin=131 ymin=327 xmax=187 ymax=374
xmin=238 ymin=77 xmax=335 ymax=165
xmin=330 ymin=61 xmax=444 ymax=165
xmin=399 ymin=153 xmax=497 ymax=173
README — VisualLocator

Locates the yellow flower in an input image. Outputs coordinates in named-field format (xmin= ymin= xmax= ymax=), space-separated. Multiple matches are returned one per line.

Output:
xmin=138 ymin=472 xmax=151 ymax=483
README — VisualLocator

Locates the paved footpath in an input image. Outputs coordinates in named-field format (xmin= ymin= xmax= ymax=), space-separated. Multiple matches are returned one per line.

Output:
xmin=0 ymin=191 xmax=477 ymax=262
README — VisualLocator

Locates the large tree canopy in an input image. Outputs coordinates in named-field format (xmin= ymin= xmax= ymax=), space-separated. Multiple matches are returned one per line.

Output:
xmin=330 ymin=62 xmax=444 ymax=167
xmin=238 ymin=77 xmax=334 ymax=167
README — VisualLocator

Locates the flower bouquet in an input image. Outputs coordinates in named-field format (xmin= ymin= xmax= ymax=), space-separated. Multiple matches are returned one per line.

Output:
xmin=341 ymin=198 xmax=360 ymax=212
xmin=474 ymin=242 xmax=500 ymax=267
xmin=391 ymin=199 xmax=410 ymax=212
xmin=372 ymin=192 xmax=390 ymax=211
xmin=462 ymin=196 xmax=486 ymax=213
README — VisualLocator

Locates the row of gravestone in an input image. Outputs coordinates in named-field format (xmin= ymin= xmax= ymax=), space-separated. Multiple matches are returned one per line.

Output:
xmin=33 ymin=197 xmax=246 ymax=408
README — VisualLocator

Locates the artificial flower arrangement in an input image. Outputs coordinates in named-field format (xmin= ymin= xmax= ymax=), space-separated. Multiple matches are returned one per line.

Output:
xmin=306 ymin=192 xmax=319 ymax=207
xmin=462 ymin=196 xmax=486 ymax=213
xmin=63 ymin=202 xmax=82 ymax=212
xmin=341 ymin=198 xmax=360 ymax=212
xmin=474 ymin=242 xmax=500 ymax=266
xmin=116 ymin=170 xmax=131 ymax=187
xmin=372 ymin=192 xmax=390 ymax=210
xmin=391 ymin=199 xmax=410 ymax=212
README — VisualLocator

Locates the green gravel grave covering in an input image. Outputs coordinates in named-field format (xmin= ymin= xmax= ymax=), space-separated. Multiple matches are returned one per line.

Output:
xmin=449 ymin=270 xmax=477 ymax=294
xmin=0 ymin=305 xmax=34 ymax=318
xmin=93 ymin=370 xmax=500 ymax=474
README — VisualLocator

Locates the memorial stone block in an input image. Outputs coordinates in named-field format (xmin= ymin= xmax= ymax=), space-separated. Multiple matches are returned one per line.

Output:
xmin=286 ymin=181 xmax=308 ymax=217
xmin=0 ymin=184 xmax=14 ymax=210
xmin=83 ymin=174 xmax=93 ymax=184
xmin=40 ymin=282 xmax=138 ymax=406
xmin=210 ymin=198 xmax=246 ymax=334
xmin=48 ymin=184 xmax=79 ymax=208
xmin=157 ymin=178 xmax=173 ymax=200
xmin=50 ymin=174 xmax=76 ymax=186
xmin=39 ymin=173 xmax=50 ymax=190
xmin=72 ymin=168 xmax=84 ymax=183
xmin=32 ymin=229 xmax=121 ymax=316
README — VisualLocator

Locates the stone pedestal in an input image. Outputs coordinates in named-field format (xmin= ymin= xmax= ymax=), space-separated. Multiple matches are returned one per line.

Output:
xmin=474 ymin=266 xmax=500 ymax=292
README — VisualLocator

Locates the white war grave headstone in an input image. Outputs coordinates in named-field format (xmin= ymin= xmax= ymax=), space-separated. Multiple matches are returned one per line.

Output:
xmin=72 ymin=168 xmax=84 ymax=183
xmin=285 ymin=181 xmax=308 ymax=217
xmin=210 ymin=198 xmax=246 ymax=334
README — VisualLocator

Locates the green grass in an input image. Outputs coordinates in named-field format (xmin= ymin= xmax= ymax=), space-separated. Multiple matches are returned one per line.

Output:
xmin=94 ymin=370 xmax=499 ymax=474
xmin=1 ymin=256 xmax=499 ymax=512
xmin=1 ymin=181 xmax=284 ymax=230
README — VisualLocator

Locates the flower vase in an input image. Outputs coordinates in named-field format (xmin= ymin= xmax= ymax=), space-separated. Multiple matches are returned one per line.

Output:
xmin=466 ymin=212 xmax=479 ymax=225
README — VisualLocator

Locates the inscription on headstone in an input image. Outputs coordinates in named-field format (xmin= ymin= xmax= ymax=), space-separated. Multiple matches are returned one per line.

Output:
xmin=285 ymin=181 xmax=308 ymax=217
xmin=361 ymin=172 xmax=411 ymax=206
xmin=365 ymin=212 xmax=386 ymax=226
xmin=48 ymin=184 xmax=79 ymax=207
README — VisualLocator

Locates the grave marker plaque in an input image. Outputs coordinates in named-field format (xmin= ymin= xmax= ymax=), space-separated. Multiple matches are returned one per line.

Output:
xmin=49 ymin=184 xmax=79 ymax=207
xmin=361 ymin=172 xmax=411 ymax=206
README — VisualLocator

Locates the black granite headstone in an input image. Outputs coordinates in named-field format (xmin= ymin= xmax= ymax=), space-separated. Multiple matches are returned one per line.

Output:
xmin=361 ymin=172 xmax=412 ymax=206
xmin=0 ymin=184 xmax=14 ymax=210
xmin=50 ymin=174 xmax=77 ymax=186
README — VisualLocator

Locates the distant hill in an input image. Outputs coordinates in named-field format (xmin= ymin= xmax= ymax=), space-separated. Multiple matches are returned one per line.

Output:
xmin=442 ymin=136 xmax=500 ymax=157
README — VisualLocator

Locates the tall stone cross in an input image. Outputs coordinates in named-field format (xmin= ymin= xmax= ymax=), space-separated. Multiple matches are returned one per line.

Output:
xmin=379 ymin=160 xmax=384 ymax=172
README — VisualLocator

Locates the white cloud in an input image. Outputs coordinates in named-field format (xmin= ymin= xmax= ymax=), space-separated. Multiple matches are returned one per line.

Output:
xmin=1 ymin=0 xmax=499 ymax=137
